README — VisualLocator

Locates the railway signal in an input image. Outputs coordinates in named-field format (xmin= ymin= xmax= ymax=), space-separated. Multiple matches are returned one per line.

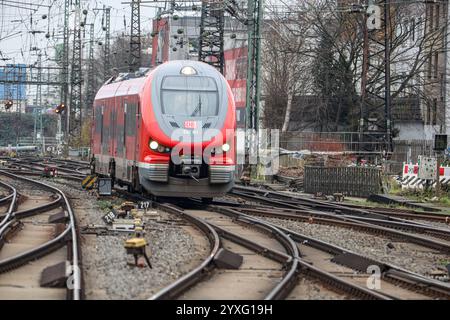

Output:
xmin=55 ymin=103 xmax=66 ymax=114
xmin=4 ymin=99 xmax=13 ymax=110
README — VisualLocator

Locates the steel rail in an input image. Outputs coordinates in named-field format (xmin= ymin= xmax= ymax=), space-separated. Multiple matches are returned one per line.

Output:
xmin=3 ymin=166 xmax=84 ymax=182
xmin=13 ymin=160 xmax=86 ymax=177
xmin=231 ymin=190 xmax=450 ymax=253
xmin=0 ymin=180 xmax=17 ymax=227
xmin=149 ymin=203 xmax=222 ymax=300
xmin=233 ymin=185 xmax=450 ymax=222
xmin=259 ymin=218 xmax=450 ymax=299
xmin=236 ymin=205 xmax=450 ymax=242
xmin=209 ymin=205 xmax=300 ymax=300
xmin=209 ymin=205 xmax=390 ymax=300
xmin=0 ymin=170 xmax=82 ymax=300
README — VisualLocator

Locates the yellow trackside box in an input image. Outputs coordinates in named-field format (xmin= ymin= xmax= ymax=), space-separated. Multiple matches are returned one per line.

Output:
xmin=124 ymin=237 xmax=147 ymax=249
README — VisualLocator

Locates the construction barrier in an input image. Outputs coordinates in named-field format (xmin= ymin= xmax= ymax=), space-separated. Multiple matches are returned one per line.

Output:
xmin=401 ymin=163 xmax=450 ymax=189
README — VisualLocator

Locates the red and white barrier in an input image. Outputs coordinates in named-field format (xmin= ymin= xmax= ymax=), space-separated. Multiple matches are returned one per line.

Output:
xmin=402 ymin=163 xmax=450 ymax=189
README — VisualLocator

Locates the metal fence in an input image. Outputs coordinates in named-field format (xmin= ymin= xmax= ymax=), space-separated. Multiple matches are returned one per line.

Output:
xmin=279 ymin=132 xmax=387 ymax=152
xmin=279 ymin=132 xmax=436 ymax=174
xmin=0 ymin=137 xmax=58 ymax=146
xmin=304 ymin=166 xmax=382 ymax=197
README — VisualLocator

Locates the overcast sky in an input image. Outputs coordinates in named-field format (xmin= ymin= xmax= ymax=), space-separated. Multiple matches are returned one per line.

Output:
xmin=0 ymin=0 xmax=162 ymax=66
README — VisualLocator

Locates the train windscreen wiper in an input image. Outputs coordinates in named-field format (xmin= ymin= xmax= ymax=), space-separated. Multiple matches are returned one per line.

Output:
xmin=190 ymin=95 xmax=202 ymax=116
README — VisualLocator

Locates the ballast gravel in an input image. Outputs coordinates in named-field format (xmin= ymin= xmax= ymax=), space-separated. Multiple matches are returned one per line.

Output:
xmin=41 ymin=177 xmax=209 ymax=299
xmin=262 ymin=216 xmax=450 ymax=279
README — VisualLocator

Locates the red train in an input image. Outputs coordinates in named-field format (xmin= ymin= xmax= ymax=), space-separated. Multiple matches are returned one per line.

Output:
xmin=91 ymin=60 xmax=236 ymax=200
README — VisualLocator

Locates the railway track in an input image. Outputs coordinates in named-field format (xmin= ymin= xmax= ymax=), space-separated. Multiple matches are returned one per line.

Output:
xmin=150 ymin=201 xmax=450 ymax=300
xmin=5 ymin=158 xmax=87 ymax=178
xmin=233 ymin=185 xmax=450 ymax=223
xmin=0 ymin=170 xmax=82 ymax=300
xmin=0 ymin=180 xmax=17 ymax=225
xmin=153 ymin=203 xmax=299 ymax=300
xmin=4 ymin=158 xmax=450 ymax=300
xmin=231 ymin=186 xmax=450 ymax=250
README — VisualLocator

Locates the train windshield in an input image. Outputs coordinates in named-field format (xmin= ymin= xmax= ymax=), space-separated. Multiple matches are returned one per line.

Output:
xmin=161 ymin=76 xmax=219 ymax=117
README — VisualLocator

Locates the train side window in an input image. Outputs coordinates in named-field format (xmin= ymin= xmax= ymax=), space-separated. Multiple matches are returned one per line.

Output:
xmin=126 ymin=103 xmax=136 ymax=136
xmin=102 ymin=106 xmax=109 ymax=153
xmin=117 ymin=103 xmax=125 ymax=155
xmin=95 ymin=106 xmax=102 ymax=134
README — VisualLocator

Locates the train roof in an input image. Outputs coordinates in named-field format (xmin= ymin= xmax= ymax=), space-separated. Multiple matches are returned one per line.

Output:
xmin=94 ymin=61 xmax=223 ymax=101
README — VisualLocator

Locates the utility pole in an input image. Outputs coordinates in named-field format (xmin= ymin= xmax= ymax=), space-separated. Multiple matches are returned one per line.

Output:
xmin=199 ymin=0 xmax=225 ymax=74
xmin=245 ymin=0 xmax=263 ymax=134
xmin=69 ymin=0 xmax=83 ymax=139
xmin=93 ymin=6 xmax=112 ymax=80
xmin=244 ymin=0 xmax=263 ymax=179
xmin=85 ymin=23 xmax=95 ymax=118
xmin=104 ymin=6 xmax=111 ymax=80
xmin=60 ymin=0 xmax=70 ymax=136
xmin=384 ymin=0 xmax=392 ymax=153
xmin=129 ymin=0 xmax=141 ymax=72
xmin=360 ymin=0 xmax=392 ymax=154
xmin=34 ymin=52 xmax=43 ymax=151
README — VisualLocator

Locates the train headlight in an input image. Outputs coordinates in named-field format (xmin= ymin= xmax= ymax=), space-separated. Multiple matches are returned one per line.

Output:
xmin=149 ymin=140 xmax=159 ymax=150
xmin=180 ymin=66 xmax=197 ymax=75
xmin=221 ymin=143 xmax=230 ymax=152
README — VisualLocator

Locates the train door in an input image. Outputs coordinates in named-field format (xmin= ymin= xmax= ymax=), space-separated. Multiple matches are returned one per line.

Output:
xmin=116 ymin=97 xmax=127 ymax=181
xmin=93 ymin=103 xmax=102 ymax=155
xmin=110 ymin=98 xmax=117 ymax=158
xmin=124 ymin=97 xmax=138 ymax=184
xmin=101 ymin=102 xmax=110 ymax=175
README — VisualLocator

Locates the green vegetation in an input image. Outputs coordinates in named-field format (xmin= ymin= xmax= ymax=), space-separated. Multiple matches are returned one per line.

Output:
xmin=97 ymin=200 xmax=113 ymax=211
xmin=383 ymin=177 xmax=450 ymax=213
xmin=439 ymin=259 xmax=450 ymax=267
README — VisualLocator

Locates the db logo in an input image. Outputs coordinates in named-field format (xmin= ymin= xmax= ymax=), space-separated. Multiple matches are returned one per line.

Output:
xmin=184 ymin=121 xmax=197 ymax=129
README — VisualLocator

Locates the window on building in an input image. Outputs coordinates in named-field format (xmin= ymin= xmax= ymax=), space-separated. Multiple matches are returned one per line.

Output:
xmin=434 ymin=51 xmax=439 ymax=78
xmin=436 ymin=5 xmax=440 ymax=30
xmin=427 ymin=52 xmax=432 ymax=79
xmin=432 ymin=98 xmax=437 ymax=125
xmin=429 ymin=4 xmax=434 ymax=31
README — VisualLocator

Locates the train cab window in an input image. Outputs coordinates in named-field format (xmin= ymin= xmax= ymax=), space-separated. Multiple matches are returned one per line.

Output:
xmin=161 ymin=76 xmax=218 ymax=117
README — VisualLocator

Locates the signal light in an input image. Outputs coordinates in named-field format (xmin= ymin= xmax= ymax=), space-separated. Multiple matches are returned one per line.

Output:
xmin=4 ymin=100 xmax=13 ymax=110
xmin=55 ymin=103 xmax=66 ymax=114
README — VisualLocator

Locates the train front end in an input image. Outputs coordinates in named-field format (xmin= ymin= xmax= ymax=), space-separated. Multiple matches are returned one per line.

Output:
xmin=139 ymin=61 xmax=236 ymax=199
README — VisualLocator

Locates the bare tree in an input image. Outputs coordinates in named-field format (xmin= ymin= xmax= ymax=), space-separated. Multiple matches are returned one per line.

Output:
xmin=262 ymin=0 xmax=450 ymax=134
xmin=262 ymin=3 xmax=313 ymax=131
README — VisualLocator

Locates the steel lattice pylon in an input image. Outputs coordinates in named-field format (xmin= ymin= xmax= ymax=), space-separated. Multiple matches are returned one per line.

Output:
xmin=85 ymin=23 xmax=95 ymax=118
xmin=69 ymin=0 xmax=83 ymax=137
xmin=199 ymin=0 xmax=225 ymax=74
xmin=104 ymin=7 xmax=111 ymax=80
xmin=129 ymin=0 xmax=141 ymax=72
xmin=360 ymin=0 xmax=392 ymax=153
xmin=245 ymin=0 xmax=263 ymax=133
xmin=60 ymin=0 xmax=70 ymax=134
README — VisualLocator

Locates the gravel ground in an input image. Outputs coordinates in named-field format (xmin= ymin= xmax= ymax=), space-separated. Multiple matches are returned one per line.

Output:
xmin=261 ymin=217 xmax=450 ymax=279
xmin=82 ymin=222 xmax=205 ymax=299
xmin=0 ymin=176 xmax=54 ymax=197
xmin=40 ymin=177 xmax=209 ymax=300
